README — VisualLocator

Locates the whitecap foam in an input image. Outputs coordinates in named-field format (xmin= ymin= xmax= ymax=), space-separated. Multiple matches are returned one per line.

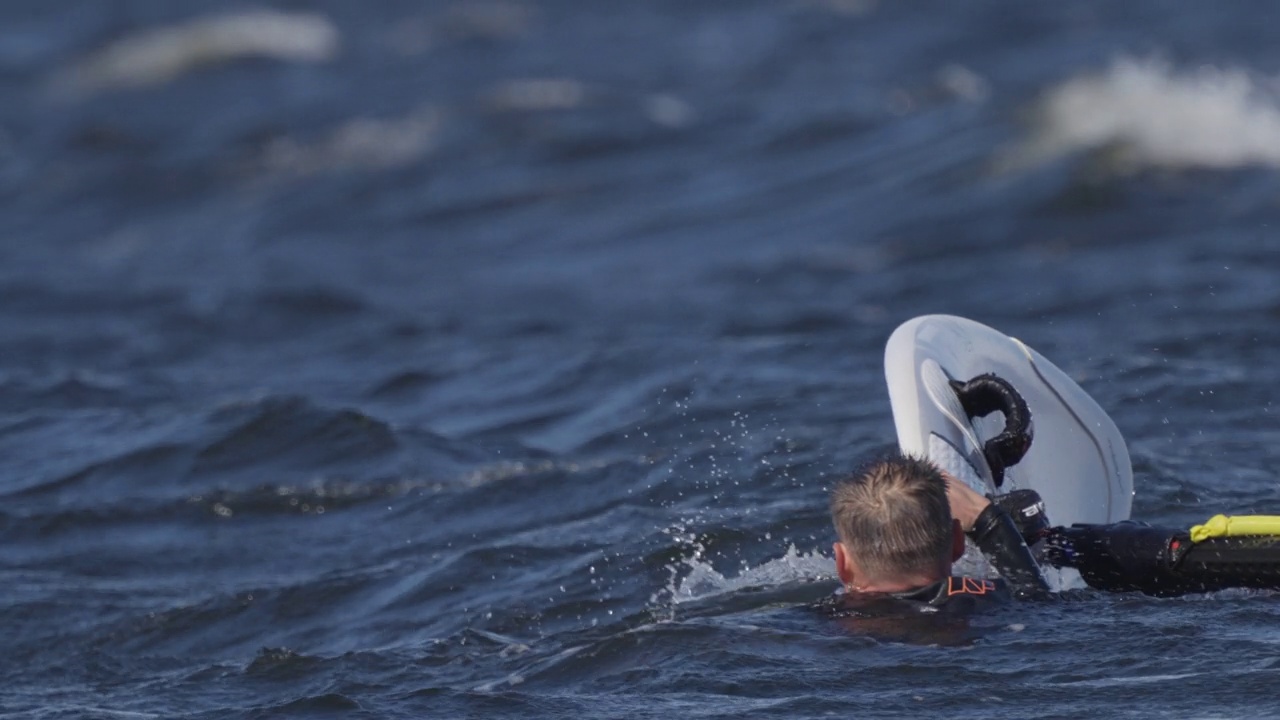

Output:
xmin=53 ymin=9 xmax=339 ymax=97
xmin=259 ymin=107 xmax=442 ymax=176
xmin=1009 ymin=56 xmax=1280 ymax=172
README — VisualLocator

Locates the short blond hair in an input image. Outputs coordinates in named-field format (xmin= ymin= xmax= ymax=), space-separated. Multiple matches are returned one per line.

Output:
xmin=830 ymin=455 xmax=953 ymax=580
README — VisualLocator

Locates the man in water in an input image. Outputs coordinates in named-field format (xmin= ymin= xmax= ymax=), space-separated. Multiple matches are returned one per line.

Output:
xmin=827 ymin=453 xmax=1280 ymax=617
xmin=829 ymin=454 xmax=1047 ymax=615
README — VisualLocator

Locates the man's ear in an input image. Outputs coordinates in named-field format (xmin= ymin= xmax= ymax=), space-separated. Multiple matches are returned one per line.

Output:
xmin=951 ymin=519 xmax=966 ymax=563
xmin=833 ymin=541 xmax=855 ymax=586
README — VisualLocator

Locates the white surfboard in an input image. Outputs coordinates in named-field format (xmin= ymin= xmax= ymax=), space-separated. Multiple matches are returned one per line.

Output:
xmin=885 ymin=315 xmax=1132 ymax=526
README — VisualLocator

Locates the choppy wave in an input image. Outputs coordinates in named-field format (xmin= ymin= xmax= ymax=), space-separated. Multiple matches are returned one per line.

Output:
xmin=8 ymin=1 xmax=1280 ymax=718
xmin=1010 ymin=56 xmax=1280 ymax=172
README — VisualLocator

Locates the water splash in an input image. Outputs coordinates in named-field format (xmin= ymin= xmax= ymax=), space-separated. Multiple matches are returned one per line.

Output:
xmin=665 ymin=542 xmax=834 ymax=606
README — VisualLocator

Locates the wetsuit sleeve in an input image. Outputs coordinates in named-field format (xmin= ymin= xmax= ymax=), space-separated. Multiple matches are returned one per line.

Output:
xmin=967 ymin=503 xmax=1050 ymax=598
xmin=1039 ymin=521 xmax=1279 ymax=597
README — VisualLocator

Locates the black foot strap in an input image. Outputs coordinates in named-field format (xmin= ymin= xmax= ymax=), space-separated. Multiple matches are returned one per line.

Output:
xmin=949 ymin=373 xmax=1034 ymax=487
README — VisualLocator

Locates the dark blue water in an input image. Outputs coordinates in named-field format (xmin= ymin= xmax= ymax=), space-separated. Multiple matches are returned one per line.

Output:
xmin=4 ymin=2 xmax=1280 ymax=718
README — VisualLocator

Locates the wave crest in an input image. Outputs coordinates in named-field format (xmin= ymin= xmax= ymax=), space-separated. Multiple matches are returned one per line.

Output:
xmin=1011 ymin=57 xmax=1280 ymax=172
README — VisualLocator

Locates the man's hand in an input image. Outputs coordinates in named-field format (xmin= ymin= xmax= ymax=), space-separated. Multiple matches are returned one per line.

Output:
xmin=943 ymin=471 xmax=991 ymax=533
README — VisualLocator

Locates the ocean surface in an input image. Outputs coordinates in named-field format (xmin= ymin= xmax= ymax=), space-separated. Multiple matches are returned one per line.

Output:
xmin=3 ymin=1 xmax=1280 ymax=718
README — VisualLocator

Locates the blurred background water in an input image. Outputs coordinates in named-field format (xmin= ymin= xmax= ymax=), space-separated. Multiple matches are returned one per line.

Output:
xmin=2 ymin=1 xmax=1280 ymax=718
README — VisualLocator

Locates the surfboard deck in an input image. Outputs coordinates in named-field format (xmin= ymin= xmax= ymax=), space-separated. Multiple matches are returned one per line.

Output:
xmin=885 ymin=315 xmax=1132 ymax=526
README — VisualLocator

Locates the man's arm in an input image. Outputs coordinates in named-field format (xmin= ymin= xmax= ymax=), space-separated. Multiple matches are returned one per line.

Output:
xmin=945 ymin=474 xmax=1050 ymax=598
xmin=1042 ymin=521 xmax=1280 ymax=596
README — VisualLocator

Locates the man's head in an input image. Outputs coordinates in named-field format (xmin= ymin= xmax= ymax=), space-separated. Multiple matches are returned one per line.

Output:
xmin=830 ymin=454 xmax=965 ymax=592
